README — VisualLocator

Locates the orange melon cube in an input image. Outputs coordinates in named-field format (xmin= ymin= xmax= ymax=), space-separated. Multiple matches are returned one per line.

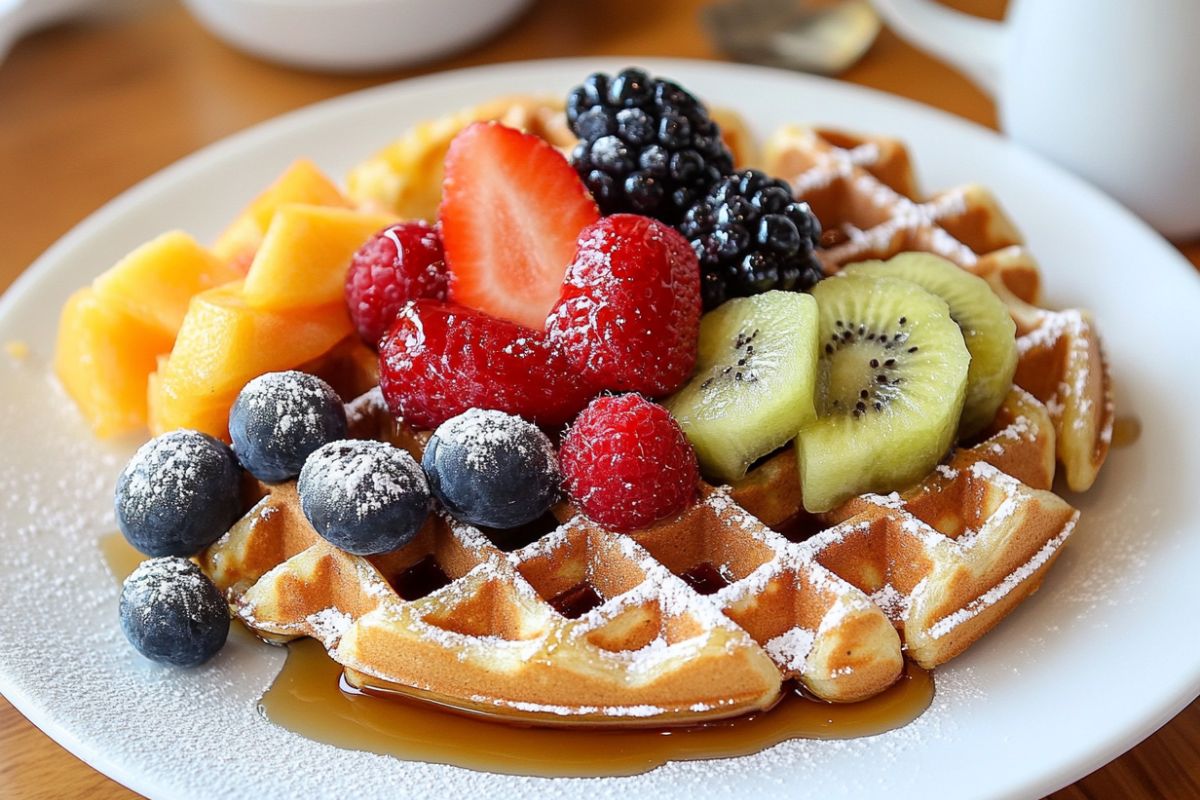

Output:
xmin=54 ymin=288 xmax=174 ymax=438
xmin=242 ymin=204 xmax=396 ymax=310
xmin=148 ymin=365 xmax=239 ymax=440
xmin=163 ymin=281 xmax=353 ymax=400
xmin=213 ymin=160 xmax=352 ymax=273
xmin=92 ymin=231 xmax=240 ymax=339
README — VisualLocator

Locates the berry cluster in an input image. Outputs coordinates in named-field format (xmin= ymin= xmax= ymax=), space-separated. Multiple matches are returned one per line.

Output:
xmin=681 ymin=170 xmax=824 ymax=309
xmin=567 ymin=68 xmax=734 ymax=224
xmin=116 ymin=69 xmax=834 ymax=669
xmin=116 ymin=379 xmax=701 ymax=667
xmin=566 ymin=68 xmax=825 ymax=310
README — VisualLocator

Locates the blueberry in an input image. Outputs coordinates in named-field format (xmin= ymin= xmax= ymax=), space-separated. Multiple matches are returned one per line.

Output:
xmin=229 ymin=371 xmax=348 ymax=483
xmin=298 ymin=440 xmax=430 ymax=556
xmin=119 ymin=557 xmax=229 ymax=667
xmin=115 ymin=430 xmax=242 ymax=557
xmin=422 ymin=409 xmax=560 ymax=530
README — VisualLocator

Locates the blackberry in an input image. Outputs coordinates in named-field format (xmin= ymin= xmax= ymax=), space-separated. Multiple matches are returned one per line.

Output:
xmin=679 ymin=169 xmax=824 ymax=310
xmin=566 ymin=68 xmax=734 ymax=224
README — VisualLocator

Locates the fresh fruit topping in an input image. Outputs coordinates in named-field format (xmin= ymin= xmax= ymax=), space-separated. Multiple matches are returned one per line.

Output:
xmin=229 ymin=371 xmax=348 ymax=483
xmin=796 ymin=274 xmax=970 ymax=512
xmin=844 ymin=253 xmax=1018 ymax=437
xmin=119 ymin=557 xmax=230 ymax=667
xmin=345 ymin=221 xmax=448 ymax=346
xmin=298 ymin=440 xmax=431 ymax=555
xmin=666 ymin=291 xmax=820 ymax=482
xmin=559 ymin=394 xmax=699 ymax=532
xmin=115 ymin=430 xmax=243 ymax=557
xmin=546 ymin=214 xmax=701 ymax=397
xmin=213 ymin=159 xmax=352 ymax=273
xmin=679 ymin=169 xmax=824 ymax=310
xmin=378 ymin=300 xmax=596 ymax=429
xmin=422 ymin=408 xmax=560 ymax=529
xmin=567 ymin=68 xmax=734 ymax=223
xmin=440 ymin=122 xmax=600 ymax=328
xmin=92 ymin=231 xmax=241 ymax=340
xmin=152 ymin=281 xmax=352 ymax=439
xmin=55 ymin=288 xmax=174 ymax=438
xmin=242 ymin=205 xmax=398 ymax=311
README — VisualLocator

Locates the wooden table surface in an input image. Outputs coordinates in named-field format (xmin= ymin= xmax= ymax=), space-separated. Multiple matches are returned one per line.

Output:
xmin=1 ymin=1 xmax=1197 ymax=797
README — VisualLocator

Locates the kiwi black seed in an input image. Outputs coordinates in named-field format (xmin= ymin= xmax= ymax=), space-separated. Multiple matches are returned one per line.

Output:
xmin=795 ymin=274 xmax=970 ymax=513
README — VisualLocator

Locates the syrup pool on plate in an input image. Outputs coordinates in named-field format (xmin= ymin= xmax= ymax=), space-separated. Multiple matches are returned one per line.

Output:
xmin=1110 ymin=416 xmax=1142 ymax=449
xmin=100 ymin=532 xmax=933 ymax=777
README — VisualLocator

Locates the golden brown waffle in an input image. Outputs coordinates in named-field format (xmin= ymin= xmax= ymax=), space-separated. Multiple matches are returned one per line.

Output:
xmin=195 ymin=118 xmax=1104 ymax=728
xmin=763 ymin=125 xmax=1113 ymax=490
xmin=201 ymin=383 xmax=1077 ymax=726
xmin=346 ymin=96 xmax=759 ymax=221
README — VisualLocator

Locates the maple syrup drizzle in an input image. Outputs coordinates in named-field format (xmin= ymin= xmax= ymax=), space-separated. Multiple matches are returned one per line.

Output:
xmin=679 ymin=561 xmax=731 ymax=594
xmin=478 ymin=511 xmax=561 ymax=552
xmin=262 ymin=638 xmax=932 ymax=778
xmin=99 ymin=532 xmax=935 ymax=777
xmin=1110 ymin=415 xmax=1142 ymax=449
xmin=100 ymin=531 xmax=144 ymax=582
xmin=548 ymin=581 xmax=605 ymax=618
xmin=391 ymin=555 xmax=452 ymax=600
xmin=772 ymin=511 xmax=829 ymax=543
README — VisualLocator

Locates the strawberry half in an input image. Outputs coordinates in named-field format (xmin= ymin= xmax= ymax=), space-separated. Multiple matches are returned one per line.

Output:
xmin=378 ymin=299 xmax=597 ymax=430
xmin=440 ymin=122 xmax=600 ymax=329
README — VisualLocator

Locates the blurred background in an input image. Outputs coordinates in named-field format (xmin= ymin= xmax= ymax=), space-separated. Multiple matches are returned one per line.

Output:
xmin=0 ymin=1 xmax=1196 ymax=798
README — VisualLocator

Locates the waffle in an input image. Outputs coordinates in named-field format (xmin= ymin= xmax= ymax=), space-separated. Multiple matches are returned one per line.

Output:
xmin=196 ymin=116 xmax=1104 ymax=727
xmin=763 ymin=125 xmax=1113 ymax=490
xmin=346 ymin=96 xmax=759 ymax=220
xmin=201 ymin=381 xmax=1077 ymax=726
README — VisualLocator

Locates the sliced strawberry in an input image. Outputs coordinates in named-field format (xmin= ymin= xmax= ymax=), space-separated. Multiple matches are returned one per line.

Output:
xmin=547 ymin=214 xmax=701 ymax=397
xmin=440 ymin=122 xmax=600 ymax=329
xmin=378 ymin=300 xmax=597 ymax=430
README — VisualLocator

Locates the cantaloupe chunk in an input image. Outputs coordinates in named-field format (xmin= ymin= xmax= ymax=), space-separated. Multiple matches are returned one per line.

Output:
xmin=148 ymin=367 xmax=239 ymax=440
xmin=213 ymin=160 xmax=353 ymax=273
xmin=54 ymin=288 xmax=174 ymax=438
xmin=242 ymin=204 xmax=396 ymax=310
xmin=92 ymin=231 xmax=240 ymax=339
xmin=163 ymin=281 xmax=352 ymax=400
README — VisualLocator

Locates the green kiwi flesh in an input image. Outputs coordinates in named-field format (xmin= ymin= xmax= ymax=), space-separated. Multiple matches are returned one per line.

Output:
xmin=796 ymin=274 xmax=969 ymax=512
xmin=844 ymin=252 xmax=1018 ymax=437
xmin=666 ymin=291 xmax=819 ymax=483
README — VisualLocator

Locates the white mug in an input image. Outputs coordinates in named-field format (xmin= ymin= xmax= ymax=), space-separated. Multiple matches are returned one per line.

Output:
xmin=872 ymin=0 xmax=1200 ymax=239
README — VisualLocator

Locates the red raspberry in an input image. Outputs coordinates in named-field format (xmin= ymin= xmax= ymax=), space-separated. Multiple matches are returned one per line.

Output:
xmin=346 ymin=221 xmax=448 ymax=346
xmin=559 ymin=394 xmax=699 ymax=533
xmin=378 ymin=300 xmax=596 ymax=430
xmin=546 ymin=214 xmax=700 ymax=397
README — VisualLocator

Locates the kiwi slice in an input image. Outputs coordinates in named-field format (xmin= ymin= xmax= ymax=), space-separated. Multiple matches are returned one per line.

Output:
xmin=844 ymin=253 xmax=1018 ymax=437
xmin=796 ymin=274 xmax=969 ymax=512
xmin=666 ymin=291 xmax=819 ymax=483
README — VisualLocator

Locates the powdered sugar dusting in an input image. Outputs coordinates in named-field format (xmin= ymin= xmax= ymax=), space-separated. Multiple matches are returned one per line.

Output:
xmin=237 ymin=370 xmax=343 ymax=442
xmin=432 ymin=408 xmax=557 ymax=477
xmin=300 ymin=440 xmax=428 ymax=522
xmin=927 ymin=511 xmax=1078 ymax=640
xmin=764 ymin=626 xmax=815 ymax=673
xmin=118 ymin=430 xmax=230 ymax=522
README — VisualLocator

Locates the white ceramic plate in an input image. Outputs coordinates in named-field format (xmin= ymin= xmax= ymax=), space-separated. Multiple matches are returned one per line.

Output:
xmin=1 ymin=58 xmax=1197 ymax=800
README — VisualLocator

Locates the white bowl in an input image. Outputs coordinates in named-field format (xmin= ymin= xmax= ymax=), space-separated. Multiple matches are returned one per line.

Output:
xmin=182 ymin=0 xmax=533 ymax=72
